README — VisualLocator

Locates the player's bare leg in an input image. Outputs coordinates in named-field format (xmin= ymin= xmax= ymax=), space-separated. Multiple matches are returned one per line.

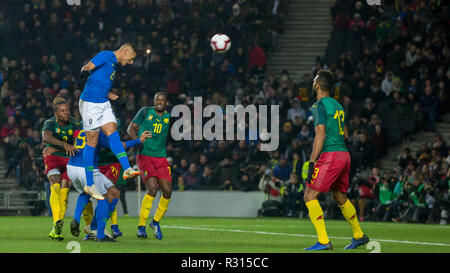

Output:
xmin=137 ymin=177 xmax=159 ymax=238
xmin=150 ymin=179 xmax=172 ymax=240
xmin=107 ymin=185 xmax=122 ymax=238
xmin=48 ymin=174 xmax=64 ymax=240
xmin=332 ymin=189 xmax=369 ymax=249
xmin=303 ymin=187 xmax=332 ymax=250
xmin=83 ymin=130 xmax=103 ymax=198
xmin=101 ymin=121 xmax=139 ymax=179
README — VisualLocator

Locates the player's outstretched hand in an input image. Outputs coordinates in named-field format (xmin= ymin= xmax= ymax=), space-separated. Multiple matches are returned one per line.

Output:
xmin=306 ymin=161 xmax=315 ymax=185
xmin=140 ymin=131 xmax=152 ymax=143
xmin=80 ymin=69 xmax=89 ymax=83
xmin=64 ymin=143 xmax=79 ymax=157
xmin=42 ymin=146 xmax=58 ymax=157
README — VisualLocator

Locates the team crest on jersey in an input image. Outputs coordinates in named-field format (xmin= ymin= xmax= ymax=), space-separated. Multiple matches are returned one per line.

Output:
xmin=164 ymin=118 xmax=169 ymax=123
xmin=148 ymin=115 xmax=153 ymax=121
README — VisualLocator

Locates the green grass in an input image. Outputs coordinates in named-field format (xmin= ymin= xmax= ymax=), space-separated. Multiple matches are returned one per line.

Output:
xmin=0 ymin=216 xmax=449 ymax=253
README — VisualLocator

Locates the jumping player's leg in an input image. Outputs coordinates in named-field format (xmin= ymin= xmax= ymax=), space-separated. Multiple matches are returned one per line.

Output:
xmin=84 ymin=130 xmax=99 ymax=188
xmin=101 ymin=121 xmax=137 ymax=179
xmin=92 ymin=172 xmax=118 ymax=242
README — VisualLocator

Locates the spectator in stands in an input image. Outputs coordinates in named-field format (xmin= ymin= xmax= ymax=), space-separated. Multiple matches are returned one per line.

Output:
xmin=213 ymin=157 xmax=240 ymax=189
xmin=371 ymin=124 xmax=387 ymax=159
xmin=248 ymin=41 xmax=267 ymax=76
xmin=287 ymin=98 xmax=305 ymax=121
xmin=381 ymin=71 xmax=394 ymax=96
xmin=182 ymin=163 xmax=201 ymax=190
xmin=273 ymin=156 xmax=292 ymax=182
xmin=420 ymin=86 xmax=439 ymax=131
xmin=398 ymin=148 xmax=414 ymax=171
xmin=351 ymin=132 xmax=373 ymax=171
xmin=1 ymin=116 xmax=17 ymax=139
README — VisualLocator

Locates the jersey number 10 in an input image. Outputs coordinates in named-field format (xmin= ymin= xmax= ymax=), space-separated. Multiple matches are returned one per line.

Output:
xmin=333 ymin=110 xmax=345 ymax=135
xmin=153 ymin=123 xmax=162 ymax=134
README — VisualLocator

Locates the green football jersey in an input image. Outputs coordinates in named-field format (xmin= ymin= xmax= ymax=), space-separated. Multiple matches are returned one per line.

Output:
xmin=132 ymin=106 xmax=170 ymax=158
xmin=311 ymin=97 xmax=348 ymax=153
xmin=41 ymin=117 xmax=82 ymax=157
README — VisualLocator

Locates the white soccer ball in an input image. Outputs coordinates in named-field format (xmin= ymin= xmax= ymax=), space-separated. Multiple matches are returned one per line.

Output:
xmin=210 ymin=33 xmax=231 ymax=54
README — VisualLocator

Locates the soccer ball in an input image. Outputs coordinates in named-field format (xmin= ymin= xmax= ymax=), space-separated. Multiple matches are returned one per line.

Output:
xmin=210 ymin=33 xmax=231 ymax=54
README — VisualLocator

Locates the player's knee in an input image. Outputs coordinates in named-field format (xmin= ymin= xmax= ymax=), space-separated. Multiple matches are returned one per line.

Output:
xmin=108 ymin=186 xmax=120 ymax=199
xmin=101 ymin=122 xmax=117 ymax=136
xmin=48 ymin=174 xmax=61 ymax=185
xmin=86 ymin=131 xmax=99 ymax=146
xmin=61 ymin=179 xmax=71 ymax=188
xmin=162 ymin=189 xmax=172 ymax=199
xmin=332 ymin=190 xmax=347 ymax=206
xmin=303 ymin=188 xmax=318 ymax=203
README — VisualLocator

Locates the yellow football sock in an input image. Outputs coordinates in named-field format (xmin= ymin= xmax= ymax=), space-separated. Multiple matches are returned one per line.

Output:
xmin=59 ymin=187 xmax=69 ymax=220
xmin=338 ymin=199 xmax=364 ymax=239
xmin=138 ymin=194 xmax=154 ymax=226
xmin=305 ymin=199 xmax=330 ymax=245
xmin=111 ymin=207 xmax=118 ymax=225
xmin=153 ymin=196 xmax=171 ymax=222
xmin=83 ymin=201 xmax=93 ymax=226
xmin=50 ymin=183 xmax=61 ymax=223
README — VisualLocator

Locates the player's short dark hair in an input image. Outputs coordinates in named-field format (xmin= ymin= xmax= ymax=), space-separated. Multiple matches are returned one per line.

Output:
xmin=315 ymin=70 xmax=334 ymax=92
xmin=120 ymin=42 xmax=136 ymax=54
xmin=154 ymin=92 xmax=167 ymax=101
xmin=52 ymin=96 xmax=67 ymax=112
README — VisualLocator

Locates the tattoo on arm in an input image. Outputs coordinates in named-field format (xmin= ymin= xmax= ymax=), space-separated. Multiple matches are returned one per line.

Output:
xmin=42 ymin=130 xmax=67 ymax=149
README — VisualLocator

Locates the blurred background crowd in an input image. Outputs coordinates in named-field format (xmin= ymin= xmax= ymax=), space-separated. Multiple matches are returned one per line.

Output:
xmin=0 ymin=0 xmax=448 ymax=223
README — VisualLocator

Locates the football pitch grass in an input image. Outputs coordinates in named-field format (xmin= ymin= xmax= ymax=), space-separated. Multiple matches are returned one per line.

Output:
xmin=1 ymin=216 xmax=449 ymax=253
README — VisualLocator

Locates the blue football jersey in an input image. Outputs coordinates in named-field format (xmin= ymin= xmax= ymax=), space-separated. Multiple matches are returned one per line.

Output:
xmin=68 ymin=130 xmax=111 ymax=168
xmin=80 ymin=51 xmax=118 ymax=103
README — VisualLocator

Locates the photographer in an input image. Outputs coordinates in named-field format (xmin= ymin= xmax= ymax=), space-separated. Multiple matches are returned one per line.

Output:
xmin=373 ymin=174 xmax=395 ymax=221
xmin=281 ymin=173 xmax=305 ymax=217
xmin=357 ymin=171 xmax=379 ymax=221
xmin=426 ymin=163 xmax=450 ymax=223
xmin=258 ymin=169 xmax=283 ymax=202
xmin=258 ymin=169 xmax=284 ymax=217
xmin=399 ymin=177 xmax=429 ymax=223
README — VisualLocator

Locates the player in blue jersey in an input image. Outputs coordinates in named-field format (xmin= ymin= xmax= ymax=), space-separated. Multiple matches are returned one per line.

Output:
xmin=45 ymin=128 xmax=151 ymax=242
xmin=79 ymin=43 xmax=139 ymax=198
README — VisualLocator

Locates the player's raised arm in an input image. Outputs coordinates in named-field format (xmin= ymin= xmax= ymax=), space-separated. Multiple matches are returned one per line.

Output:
xmin=127 ymin=121 xmax=140 ymax=140
xmin=42 ymin=122 xmax=78 ymax=157
xmin=81 ymin=61 xmax=96 ymax=72
xmin=127 ymin=106 xmax=148 ymax=139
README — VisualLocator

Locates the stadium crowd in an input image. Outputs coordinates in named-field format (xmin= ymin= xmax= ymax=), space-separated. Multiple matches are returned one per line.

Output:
xmin=0 ymin=0 xmax=448 ymax=223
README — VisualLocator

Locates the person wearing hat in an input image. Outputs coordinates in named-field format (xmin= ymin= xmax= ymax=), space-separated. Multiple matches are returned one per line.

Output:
xmin=287 ymin=97 xmax=306 ymax=121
